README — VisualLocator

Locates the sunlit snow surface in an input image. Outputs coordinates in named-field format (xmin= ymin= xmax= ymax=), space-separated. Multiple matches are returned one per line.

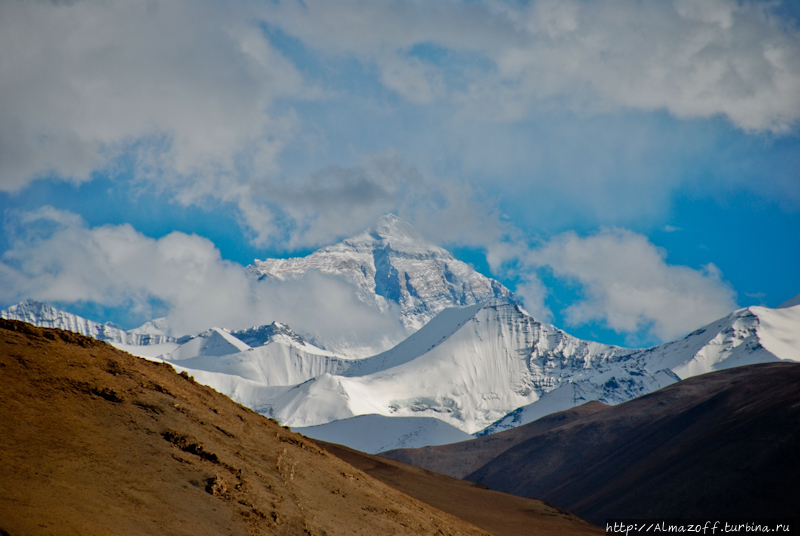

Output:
xmin=295 ymin=414 xmax=472 ymax=454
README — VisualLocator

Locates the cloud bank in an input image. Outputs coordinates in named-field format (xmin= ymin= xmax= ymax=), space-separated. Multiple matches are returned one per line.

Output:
xmin=0 ymin=208 xmax=405 ymax=352
xmin=2 ymin=0 xmax=785 ymax=345
xmin=2 ymin=0 xmax=798 ymax=251
xmin=522 ymin=228 xmax=739 ymax=343
xmin=1 ymin=207 xmax=739 ymax=347
xmin=0 ymin=0 xmax=312 ymax=193
xmin=265 ymin=0 xmax=800 ymax=131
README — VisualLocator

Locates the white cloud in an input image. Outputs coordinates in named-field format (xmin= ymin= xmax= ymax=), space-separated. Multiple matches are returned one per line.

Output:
xmin=514 ymin=276 xmax=553 ymax=323
xmin=0 ymin=0 xmax=315 ymax=194
xmin=523 ymin=228 xmax=738 ymax=342
xmin=378 ymin=53 xmax=445 ymax=104
xmin=263 ymin=0 xmax=800 ymax=132
xmin=2 ymin=0 xmax=798 ymax=255
xmin=0 ymin=1 xmax=514 ymax=250
xmin=0 ymin=208 xmax=405 ymax=350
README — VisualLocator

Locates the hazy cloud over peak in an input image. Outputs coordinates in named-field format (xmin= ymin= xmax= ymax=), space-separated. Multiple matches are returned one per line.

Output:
xmin=0 ymin=208 xmax=406 ymax=350
xmin=523 ymin=228 xmax=739 ymax=343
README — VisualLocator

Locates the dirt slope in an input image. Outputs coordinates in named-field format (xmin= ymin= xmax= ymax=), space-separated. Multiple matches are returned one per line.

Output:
xmin=315 ymin=440 xmax=604 ymax=536
xmin=0 ymin=319 xmax=493 ymax=536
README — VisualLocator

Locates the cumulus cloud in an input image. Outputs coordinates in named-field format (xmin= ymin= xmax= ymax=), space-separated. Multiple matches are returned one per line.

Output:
xmin=2 ymin=0 xmax=798 ymax=254
xmin=0 ymin=206 xmax=740 ymax=347
xmin=0 ymin=208 xmax=406 ymax=352
xmin=264 ymin=0 xmax=800 ymax=132
xmin=237 ymin=153 xmax=516 ymax=251
xmin=522 ymin=228 xmax=738 ymax=342
xmin=0 ymin=0 xmax=315 ymax=194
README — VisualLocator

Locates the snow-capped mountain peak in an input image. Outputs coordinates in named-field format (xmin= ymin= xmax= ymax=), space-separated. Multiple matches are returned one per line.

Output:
xmin=648 ymin=304 xmax=800 ymax=379
xmin=361 ymin=213 xmax=428 ymax=249
xmin=161 ymin=327 xmax=251 ymax=361
xmin=231 ymin=322 xmax=309 ymax=348
xmin=248 ymin=214 xmax=520 ymax=339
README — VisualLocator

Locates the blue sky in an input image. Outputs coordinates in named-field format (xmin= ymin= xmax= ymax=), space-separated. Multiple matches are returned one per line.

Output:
xmin=1 ymin=0 xmax=798 ymax=348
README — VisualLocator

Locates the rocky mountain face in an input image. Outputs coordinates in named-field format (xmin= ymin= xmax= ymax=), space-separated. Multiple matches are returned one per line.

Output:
xmin=482 ymin=301 xmax=800 ymax=433
xmin=232 ymin=322 xmax=309 ymax=348
xmin=248 ymin=214 xmax=519 ymax=333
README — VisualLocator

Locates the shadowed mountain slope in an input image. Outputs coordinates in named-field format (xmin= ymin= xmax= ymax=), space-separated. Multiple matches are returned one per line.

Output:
xmin=314 ymin=440 xmax=603 ymax=536
xmin=384 ymin=363 xmax=800 ymax=524
xmin=0 ymin=320 xmax=493 ymax=536
xmin=383 ymin=400 xmax=610 ymax=479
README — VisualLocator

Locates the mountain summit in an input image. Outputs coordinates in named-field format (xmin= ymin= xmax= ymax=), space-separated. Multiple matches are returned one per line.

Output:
xmin=248 ymin=214 xmax=519 ymax=333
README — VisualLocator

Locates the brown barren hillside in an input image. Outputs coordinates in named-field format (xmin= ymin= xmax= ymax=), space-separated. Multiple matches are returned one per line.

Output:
xmin=0 ymin=319 xmax=493 ymax=536
xmin=315 ymin=440 xmax=604 ymax=536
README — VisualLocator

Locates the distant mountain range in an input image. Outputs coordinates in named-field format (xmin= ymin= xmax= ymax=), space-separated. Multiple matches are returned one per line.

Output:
xmin=3 ymin=215 xmax=799 ymax=453
xmin=0 ymin=299 xmax=175 ymax=346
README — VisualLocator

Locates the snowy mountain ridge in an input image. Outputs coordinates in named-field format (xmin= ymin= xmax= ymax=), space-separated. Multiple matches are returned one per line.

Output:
xmin=482 ymin=301 xmax=800 ymax=433
xmin=172 ymin=298 xmax=799 ymax=439
xmin=0 ymin=299 xmax=175 ymax=346
xmin=253 ymin=301 xmax=680 ymax=433
xmin=5 ymin=294 xmax=799 ymax=449
xmin=248 ymin=214 xmax=519 ymax=333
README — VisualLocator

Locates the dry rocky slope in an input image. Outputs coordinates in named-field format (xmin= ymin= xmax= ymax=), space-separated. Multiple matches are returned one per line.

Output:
xmin=314 ymin=440 xmax=604 ymax=536
xmin=0 ymin=319 xmax=498 ymax=536
xmin=384 ymin=362 xmax=800 ymax=524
